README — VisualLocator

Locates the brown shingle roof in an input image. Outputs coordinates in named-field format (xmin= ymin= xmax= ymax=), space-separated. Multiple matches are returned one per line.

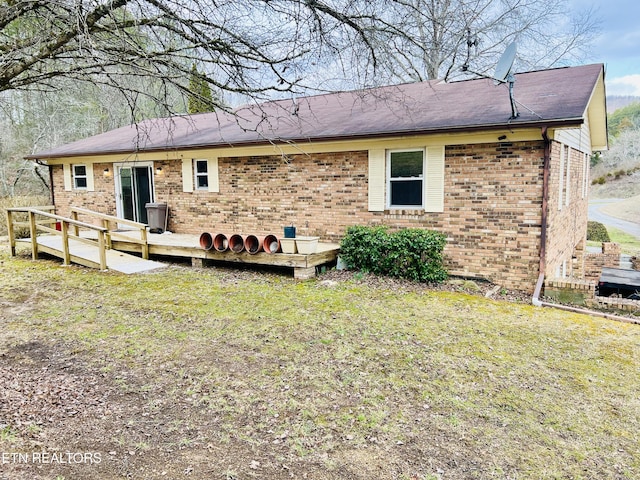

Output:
xmin=28 ymin=64 xmax=605 ymax=159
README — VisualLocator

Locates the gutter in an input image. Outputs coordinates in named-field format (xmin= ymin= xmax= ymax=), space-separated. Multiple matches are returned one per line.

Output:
xmin=531 ymin=128 xmax=639 ymax=325
xmin=532 ymin=126 xmax=551 ymax=307
xmin=24 ymin=118 xmax=586 ymax=161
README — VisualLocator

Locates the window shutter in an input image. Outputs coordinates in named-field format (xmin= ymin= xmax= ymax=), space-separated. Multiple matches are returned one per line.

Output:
xmin=368 ymin=149 xmax=385 ymax=211
xmin=425 ymin=145 xmax=445 ymax=213
xmin=86 ymin=165 xmax=95 ymax=192
xmin=182 ymin=158 xmax=194 ymax=192
xmin=207 ymin=157 xmax=219 ymax=193
xmin=63 ymin=164 xmax=72 ymax=191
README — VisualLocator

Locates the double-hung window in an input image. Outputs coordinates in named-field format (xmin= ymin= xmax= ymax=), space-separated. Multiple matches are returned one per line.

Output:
xmin=194 ymin=159 xmax=209 ymax=190
xmin=72 ymin=164 xmax=88 ymax=189
xmin=387 ymin=149 xmax=425 ymax=208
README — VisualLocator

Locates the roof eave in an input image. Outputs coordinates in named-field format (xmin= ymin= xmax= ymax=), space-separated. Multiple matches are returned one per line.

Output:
xmin=26 ymin=118 xmax=584 ymax=161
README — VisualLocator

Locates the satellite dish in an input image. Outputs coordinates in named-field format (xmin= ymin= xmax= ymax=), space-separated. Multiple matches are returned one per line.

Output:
xmin=493 ymin=41 xmax=517 ymax=83
xmin=461 ymin=38 xmax=519 ymax=119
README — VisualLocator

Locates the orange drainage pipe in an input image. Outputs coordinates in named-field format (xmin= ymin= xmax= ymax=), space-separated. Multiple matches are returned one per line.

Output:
xmin=228 ymin=234 xmax=245 ymax=253
xmin=213 ymin=233 xmax=229 ymax=252
xmin=199 ymin=232 xmax=214 ymax=251
xmin=262 ymin=234 xmax=280 ymax=254
xmin=244 ymin=234 xmax=264 ymax=254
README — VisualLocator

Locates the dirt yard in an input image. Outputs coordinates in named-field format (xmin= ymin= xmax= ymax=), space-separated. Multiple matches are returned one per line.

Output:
xmin=1 ymin=247 xmax=639 ymax=480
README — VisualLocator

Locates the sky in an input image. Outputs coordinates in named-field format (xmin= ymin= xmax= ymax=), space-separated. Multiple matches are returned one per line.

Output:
xmin=570 ymin=0 xmax=640 ymax=96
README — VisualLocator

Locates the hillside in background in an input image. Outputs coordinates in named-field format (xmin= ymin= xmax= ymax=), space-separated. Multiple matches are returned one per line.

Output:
xmin=607 ymin=95 xmax=640 ymax=112
xmin=590 ymin=99 xmax=640 ymax=200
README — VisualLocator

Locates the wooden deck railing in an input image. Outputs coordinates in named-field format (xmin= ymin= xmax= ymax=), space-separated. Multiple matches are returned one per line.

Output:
xmin=70 ymin=207 xmax=149 ymax=259
xmin=6 ymin=207 xmax=110 ymax=270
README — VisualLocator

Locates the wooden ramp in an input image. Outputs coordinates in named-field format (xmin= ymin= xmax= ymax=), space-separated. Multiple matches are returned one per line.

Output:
xmin=24 ymin=235 xmax=165 ymax=274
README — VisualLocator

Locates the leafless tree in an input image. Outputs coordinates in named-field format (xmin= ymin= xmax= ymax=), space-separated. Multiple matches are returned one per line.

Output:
xmin=370 ymin=0 xmax=601 ymax=83
xmin=0 ymin=0 xmax=384 ymax=113
xmin=1 ymin=1 xmax=602 ymax=106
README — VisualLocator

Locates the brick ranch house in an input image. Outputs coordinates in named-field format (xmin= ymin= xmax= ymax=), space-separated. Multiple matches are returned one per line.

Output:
xmin=27 ymin=64 xmax=607 ymax=293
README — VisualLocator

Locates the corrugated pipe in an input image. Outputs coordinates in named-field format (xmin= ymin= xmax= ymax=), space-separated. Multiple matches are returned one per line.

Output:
xmin=229 ymin=234 xmax=245 ymax=253
xmin=244 ymin=234 xmax=263 ymax=254
xmin=213 ymin=233 xmax=229 ymax=252
xmin=263 ymin=234 xmax=281 ymax=254
xmin=531 ymin=273 xmax=639 ymax=325
xmin=199 ymin=232 xmax=214 ymax=251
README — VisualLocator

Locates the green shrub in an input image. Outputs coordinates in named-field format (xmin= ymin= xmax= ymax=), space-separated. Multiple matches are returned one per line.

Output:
xmin=339 ymin=225 xmax=389 ymax=274
xmin=587 ymin=221 xmax=610 ymax=242
xmin=591 ymin=176 xmax=606 ymax=185
xmin=340 ymin=226 xmax=448 ymax=283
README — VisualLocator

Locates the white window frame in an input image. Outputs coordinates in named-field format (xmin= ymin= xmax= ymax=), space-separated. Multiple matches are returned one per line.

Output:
xmin=72 ymin=164 xmax=88 ymax=190
xmin=558 ymin=144 xmax=565 ymax=210
xmin=386 ymin=148 xmax=426 ymax=209
xmin=564 ymin=145 xmax=571 ymax=206
xmin=194 ymin=159 xmax=209 ymax=190
xmin=582 ymin=152 xmax=589 ymax=198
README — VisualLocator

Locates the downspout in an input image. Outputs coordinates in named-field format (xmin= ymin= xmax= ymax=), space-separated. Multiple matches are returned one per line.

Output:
xmin=36 ymin=160 xmax=54 ymax=206
xmin=531 ymin=129 xmax=639 ymax=325
xmin=532 ymin=127 xmax=551 ymax=307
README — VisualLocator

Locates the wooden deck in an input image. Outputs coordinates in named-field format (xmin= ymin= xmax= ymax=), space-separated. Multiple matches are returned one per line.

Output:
xmin=7 ymin=207 xmax=339 ymax=278
xmin=110 ymin=230 xmax=341 ymax=279
xmin=20 ymin=235 xmax=166 ymax=274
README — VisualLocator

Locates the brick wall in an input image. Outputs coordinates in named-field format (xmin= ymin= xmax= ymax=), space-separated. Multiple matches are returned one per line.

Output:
xmin=52 ymin=163 xmax=117 ymax=219
xmin=544 ymin=278 xmax=596 ymax=306
xmin=154 ymin=142 xmax=547 ymax=292
xmin=585 ymin=243 xmax=621 ymax=281
xmin=544 ymin=142 xmax=590 ymax=279
xmin=50 ymin=139 xmax=591 ymax=293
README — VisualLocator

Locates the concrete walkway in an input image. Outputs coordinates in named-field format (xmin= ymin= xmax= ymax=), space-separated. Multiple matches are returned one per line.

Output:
xmin=588 ymin=199 xmax=640 ymax=240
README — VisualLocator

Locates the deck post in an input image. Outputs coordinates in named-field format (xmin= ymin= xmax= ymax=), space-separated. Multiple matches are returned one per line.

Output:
xmin=28 ymin=210 xmax=38 ymax=260
xmin=294 ymin=266 xmax=317 ymax=280
xmin=97 ymin=231 xmax=107 ymax=270
xmin=6 ymin=210 xmax=15 ymax=256
xmin=102 ymin=219 xmax=113 ymax=249
xmin=61 ymin=221 xmax=71 ymax=266
xmin=71 ymin=210 xmax=80 ymax=237
xmin=141 ymin=228 xmax=149 ymax=259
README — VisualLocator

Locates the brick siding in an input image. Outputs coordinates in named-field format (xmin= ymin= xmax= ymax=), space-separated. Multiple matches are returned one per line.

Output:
xmin=545 ymin=142 xmax=590 ymax=279
xmin=50 ymin=139 xmax=589 ymax=293
xmin=52 ymin=163 xmax=116 ymax=219
xmin=584 ymin=243 xmax=621 ymax=281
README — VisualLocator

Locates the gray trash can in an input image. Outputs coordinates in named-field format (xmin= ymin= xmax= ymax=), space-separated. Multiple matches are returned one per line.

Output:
xmin=145 ymin=202 xmax=168 ymax=233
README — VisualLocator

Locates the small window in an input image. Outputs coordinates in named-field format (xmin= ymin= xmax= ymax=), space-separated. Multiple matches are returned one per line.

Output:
xmin=194 ymin=159 xmax=208 ymax=190
xmin=388 ymin=150 xmax=424 ymax=208
xmin=73 ymin=164 xmax=88 ymax=189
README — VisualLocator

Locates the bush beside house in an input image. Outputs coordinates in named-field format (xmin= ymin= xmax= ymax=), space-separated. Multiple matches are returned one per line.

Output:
xmin=340 ymin=226 xmax=448 ymax=283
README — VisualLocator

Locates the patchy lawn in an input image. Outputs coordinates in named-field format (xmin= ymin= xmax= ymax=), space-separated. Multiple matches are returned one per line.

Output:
xmin=1 ymin=248 xmax=639 ymax=480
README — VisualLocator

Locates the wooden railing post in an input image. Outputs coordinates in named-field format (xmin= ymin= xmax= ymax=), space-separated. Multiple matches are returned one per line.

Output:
xmin=71 ymin=210 xmax=80 ymax=237
xmin=28 ymin=210 xmax=38 ymax=260
xmin=102 ymin=219 xmax=112 ymax=250
xmin=6 ymin=209 xmax=15 ymax=256
xmin=141 ymin=227 xmax=149 ymax=259
xmin=97 ymin=231 xmax=107 ymax=271
xmin=61 ymin=220 xmax=71 ymax=266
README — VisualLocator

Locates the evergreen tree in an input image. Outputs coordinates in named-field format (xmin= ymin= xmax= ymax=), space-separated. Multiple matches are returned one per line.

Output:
xmin=188 ymin=65 xmax=214 ymax=114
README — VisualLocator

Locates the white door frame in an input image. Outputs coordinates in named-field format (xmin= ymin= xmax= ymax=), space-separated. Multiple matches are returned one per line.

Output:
xmin=113 ymin=161 xmax=155 ymax=224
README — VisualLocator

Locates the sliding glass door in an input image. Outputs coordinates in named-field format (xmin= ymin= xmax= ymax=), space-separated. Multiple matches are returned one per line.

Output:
xmin=114 ymin=162 xmax=154 ymax=225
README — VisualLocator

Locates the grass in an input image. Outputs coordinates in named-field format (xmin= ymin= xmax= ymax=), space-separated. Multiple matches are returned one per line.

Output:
xmin=1 ymin=248 xmax=640 ymax=479
xmin=608 ymin=226 xmax=640 ymax=256
xmin=587 ymin=226 xmax=640 ymax=256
